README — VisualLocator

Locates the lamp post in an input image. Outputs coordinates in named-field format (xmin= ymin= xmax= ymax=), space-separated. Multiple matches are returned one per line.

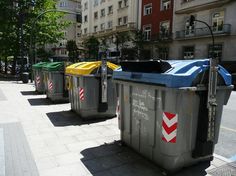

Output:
xmin=189 ymin=15 xmax=218 ymax=142
xmin=29 ymin=9 xmax=80 ymax=82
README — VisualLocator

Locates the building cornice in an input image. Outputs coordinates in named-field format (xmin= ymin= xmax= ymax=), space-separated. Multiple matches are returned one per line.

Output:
xmin=175 ymin=0 xmax=233 ymax=14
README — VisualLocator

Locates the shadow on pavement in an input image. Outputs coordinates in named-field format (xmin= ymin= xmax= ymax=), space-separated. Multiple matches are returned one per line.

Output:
xmin=21 ymin=91 xmax=38 ymax=96
xmin=80 ymin=141 xmax=210 ymax=176
xmin=46 ymin=110 xmax=112 ymax=127
xmin=28 ymin=98 xmax=51 ymax=106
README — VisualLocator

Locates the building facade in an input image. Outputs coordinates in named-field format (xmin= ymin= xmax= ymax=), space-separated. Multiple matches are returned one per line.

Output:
xmin=80 ymin=0 xmax=141 ymax=52
xmin=170 ymin=0 xmax=236 ymax=62
xmin=51 ymin=0 xmax=82 ymax=60
xmin=141 ymin=0 xmax=174 ymax=59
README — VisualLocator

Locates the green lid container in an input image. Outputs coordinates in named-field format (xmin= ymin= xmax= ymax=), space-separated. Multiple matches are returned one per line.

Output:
xmin=32 ymin=62 xmax=50 ymax=70
xmin=42 ymin=62 xmax=64 ymax=72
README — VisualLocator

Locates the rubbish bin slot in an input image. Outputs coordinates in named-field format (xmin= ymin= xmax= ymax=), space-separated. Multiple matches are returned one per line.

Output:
xmin=120 ymin=60 xmax=172 ymax=73
xmin=131 ymin=73 xmax=142 ymax=79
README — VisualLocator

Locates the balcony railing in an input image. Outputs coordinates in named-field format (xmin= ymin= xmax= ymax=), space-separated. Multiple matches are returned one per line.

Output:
xmin=151 ymin=32 xmax=173 ymax=41
xmin=176 ymin=24 xmax=231 ymax=40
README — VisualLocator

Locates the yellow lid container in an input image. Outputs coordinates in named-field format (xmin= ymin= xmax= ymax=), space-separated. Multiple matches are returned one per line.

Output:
xmin=65 ymin=62 xmax=86 ymax=75
xmin=66 ymin=61 xmax=119 ymax=76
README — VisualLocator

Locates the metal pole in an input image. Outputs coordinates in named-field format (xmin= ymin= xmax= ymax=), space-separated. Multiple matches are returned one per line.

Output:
xmin=192 ymin=17 xmax=218 ymax=142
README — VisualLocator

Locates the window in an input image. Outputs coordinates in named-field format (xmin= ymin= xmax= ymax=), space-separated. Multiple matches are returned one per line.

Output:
xmin=144 ymin=4 xmax=152 ymax=16
xmin=108 ymin=5 xmax=113 ymax=14
xmin=159 ymin=47 xmax=169 ymax=60
xmin=101 ymin=9 xmax=105 ymax=17
xmin=183 ymin=46 xmax=194 ymax=59
xmin=182 ymin=0 xmax=193 ymax=3
xmin=118 ymin=1 xmax=122 ymax=9
xmin=94 ymin=26 xmax=98 ymax=32
xmin=101 ymin=23 xmax=105 ymax=30
xmin=124 ymin=0 xmax=128 ymax=7
xmin=84 ymin=15 xmax=88 ymax=23
xmin=118 ymin=18 xmax=122 ymax=25
xmin=101 ymin=0 xmax=105 ymax=4
xmin=212 ymin=11 xmax=224 ymax=32
xmin=161 ymin=0 xmax=171 ymax=10
xmin=84 ymin=28 xmax=87 ymax=34
xmin=94 ymin=0 xmax=98 ymax=6
xmin=123 ymin=16 xmax=128 ymax=24
xmin=143 ymin=25 xmax=151 ymax=41
xmin=108 ymin=21 xmax=113 ymax=29
xmin=84 ymin=2 xmax=88 ymax=10
xmin=94 ymin=12 xmax=98 ymax=19
xmin=208 ymin=44 xmax=223 ymax=60
xmin=160 ymin=21 xmax=170 ymax=38
xmin=59 ymin=1 xmax=67 ymax=7
xmin=185 ymin=19 xmax=194 ymax=36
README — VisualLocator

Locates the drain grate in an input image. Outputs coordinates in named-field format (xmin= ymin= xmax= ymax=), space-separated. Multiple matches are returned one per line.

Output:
xmin=208 ymin=162 xmax=236 ymax=176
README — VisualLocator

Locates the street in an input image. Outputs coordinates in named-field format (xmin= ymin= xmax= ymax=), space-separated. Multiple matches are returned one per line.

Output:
xmin=215 ymin=91 xmax=236 ymax=160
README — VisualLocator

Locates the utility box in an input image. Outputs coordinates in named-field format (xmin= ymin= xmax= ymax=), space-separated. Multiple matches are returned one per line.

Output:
xmin=113 ymin=59 xmax=233 ymax=172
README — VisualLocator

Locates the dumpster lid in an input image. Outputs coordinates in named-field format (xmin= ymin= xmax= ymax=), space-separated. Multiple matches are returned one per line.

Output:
xmin=43 ymin=62 xmax=64 ymax=71
xmin=66 ymin=61 xmax=119 ymax=75
xmin=32 ymin=62 xmax=50 ymax=70
xmin=113 ymin=59 xmax=232 ymax=88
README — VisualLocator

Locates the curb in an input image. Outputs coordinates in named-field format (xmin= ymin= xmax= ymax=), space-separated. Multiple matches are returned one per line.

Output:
xmin=213 ymin=153 xmax=232 ymax=163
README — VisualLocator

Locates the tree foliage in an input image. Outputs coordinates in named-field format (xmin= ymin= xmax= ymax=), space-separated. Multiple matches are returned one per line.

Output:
xmin=0 ymin=0 xmax=70 ymax=72
xmin=66 ymin=40 xmax=79 ymax=63
xmin=83 ymin=36 xmax=100 ymax=61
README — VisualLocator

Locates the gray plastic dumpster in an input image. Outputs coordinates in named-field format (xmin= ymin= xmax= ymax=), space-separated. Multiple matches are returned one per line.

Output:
xmin=113 ymin=59 xmax=233 ymax=172
xmin=32 ymin=62 xmax=50 ymax=93
xmin=42 ymin=62 xmax=69 ymax=102
xmin=65 ymin=61 xmax=119 ymax=119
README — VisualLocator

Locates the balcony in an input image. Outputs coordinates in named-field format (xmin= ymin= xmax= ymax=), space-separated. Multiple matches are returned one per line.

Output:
xmin=151 ymin=32 xmax=173 ymax=42
xmin=115 ymin=23 xmax=136 ymax=32
xmin=176 ymin=24 xmax=231 ymax=40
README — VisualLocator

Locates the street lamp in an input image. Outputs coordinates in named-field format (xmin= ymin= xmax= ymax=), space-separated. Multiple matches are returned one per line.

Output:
xmin=29 ymin=9 xmax=81 ymax=82
xmin=189 ymin=15 xmax=218 ymax=142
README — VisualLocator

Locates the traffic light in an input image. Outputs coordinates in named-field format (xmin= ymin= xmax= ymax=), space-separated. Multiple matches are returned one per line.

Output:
xmin=190 ymin=15 xmax=195 ymax=26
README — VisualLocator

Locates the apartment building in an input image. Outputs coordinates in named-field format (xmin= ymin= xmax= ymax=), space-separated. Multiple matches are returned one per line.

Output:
xmin=50 ymin=0 xmax=82 ymax=60
xmin=81 ymin=0 xmax=141 ymax=51
xmin=141 ymin=0 xmax=174 ymax=59
xmin=170 ymin=0 xmax=236 ymax=62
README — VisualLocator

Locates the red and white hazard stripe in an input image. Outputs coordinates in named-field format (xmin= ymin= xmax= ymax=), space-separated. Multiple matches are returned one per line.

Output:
xmin=48 ymin=81 xmax=53 ymax=92
xmin=36 ymin=76 xmax=40 ymax=85
xmin=162 ymin=112 xmax=178 ymax=143
xmin=79 ymin=87 xmax=85 ymax=101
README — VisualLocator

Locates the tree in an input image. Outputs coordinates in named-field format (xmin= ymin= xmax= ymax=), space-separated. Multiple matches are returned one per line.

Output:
xmin=66 ymin=40 xmax=79 ymax=63
xmin=132 ymin=30 xmax=146 ymax=60
xmin=83 ymin=36 xmax=100 ymax=61
xmin=115 ymin=32 xmax=130 ymax=56
xmin=36 ymin=48 xmax=53 ymax=61
xmin=0 ymin=0 xmax=70 ymax=74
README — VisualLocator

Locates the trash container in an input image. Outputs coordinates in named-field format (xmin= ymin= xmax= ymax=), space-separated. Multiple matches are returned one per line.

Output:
xmin=65 ymin=61 xmax=119 ymax=119
xmin=65 ymin=62 xmax=86 ymax=111
xmin=43 ymin=62 xmax=69 ymax=102
xmin=21 ymin=72 xmax=29 ymax=83
xmin=113 ymin=59 xmax=233 ymax=172
xmin=32 ymin=62 xmax=50 ymax=93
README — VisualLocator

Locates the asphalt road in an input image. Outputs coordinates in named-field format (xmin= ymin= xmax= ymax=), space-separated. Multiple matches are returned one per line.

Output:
xmin=215 ymin=90 xmax=236 ymax=161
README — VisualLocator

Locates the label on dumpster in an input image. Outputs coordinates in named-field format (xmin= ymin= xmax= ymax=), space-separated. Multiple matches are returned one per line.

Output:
xmin=36 ymin=76 xmax=40 ymax=85
xmin=162 ymin=112 xmax=178 ymax=143
xmin=48 ymin=80 xmax=53 ymax=92
xmin=79 ymin=87 xmax=85 ymax=101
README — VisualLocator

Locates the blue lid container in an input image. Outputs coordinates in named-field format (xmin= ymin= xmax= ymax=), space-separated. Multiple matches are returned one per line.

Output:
xmin=113 ymin=59 xmax=232 ymax=88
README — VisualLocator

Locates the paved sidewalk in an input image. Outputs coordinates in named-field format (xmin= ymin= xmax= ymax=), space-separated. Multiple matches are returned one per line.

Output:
xmin=0 ymin=80 xmax=235 ymax=176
